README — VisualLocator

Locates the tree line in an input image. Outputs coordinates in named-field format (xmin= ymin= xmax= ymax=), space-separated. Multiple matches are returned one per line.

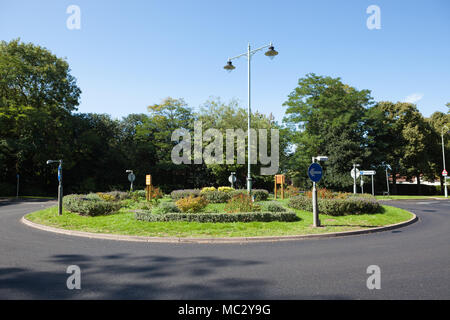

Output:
xmin=1 ymin=39 xmax=448 ymax=196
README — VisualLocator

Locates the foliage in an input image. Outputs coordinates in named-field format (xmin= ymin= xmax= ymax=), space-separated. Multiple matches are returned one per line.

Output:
xmin=201 ymin=190 xmax=232 ymax=203
xmin=225 ymin=194 xmax=260 ymax=213
xmin=288 ymin=194 xmax=381 ymax=216
xmin=135 ymin=211 xmax=299 ymax=223
xmin=97 ymin=191 xmax=130 ymax=202
xmin=217 ymin=186 xmax=234 ymax=193
xmin=151 ymin=201 xmax=180 ymax=214
xmin=264 ymin=201 xmax=287 ymax=213
xmin=201 ymin=187 xmax=216 ymax=193
xmin=175 ymin=196 xmax=209 ymax=213
xmin=63 ymin=194 xmax=122 ymax=216
xmin=170 ymin=189 xmax=201 ymax=200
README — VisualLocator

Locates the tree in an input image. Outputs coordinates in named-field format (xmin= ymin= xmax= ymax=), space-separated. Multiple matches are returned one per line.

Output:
xmin=283 ymin=73 xmax=373 ymax=190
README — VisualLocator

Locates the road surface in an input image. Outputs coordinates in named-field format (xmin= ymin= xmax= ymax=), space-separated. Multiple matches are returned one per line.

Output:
xmin=0 ymin=198 xmax=449 ymax=299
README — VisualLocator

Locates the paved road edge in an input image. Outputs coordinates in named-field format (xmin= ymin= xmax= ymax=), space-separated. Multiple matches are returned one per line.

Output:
xmin=20 ymin=212 xmax=418 ymax=244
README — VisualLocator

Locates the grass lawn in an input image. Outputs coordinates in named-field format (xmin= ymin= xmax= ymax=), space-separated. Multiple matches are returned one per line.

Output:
xmin=25 ymin=200 xmax=414 ymax=238
xmin=375 ymin=195 xmax=447 ymax=200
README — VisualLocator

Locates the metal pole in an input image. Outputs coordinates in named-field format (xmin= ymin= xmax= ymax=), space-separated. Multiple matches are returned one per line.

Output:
xmin=353 ymin=164 xmax=357 ymax=194
xmin=247 ymin=43 xmax=252 ymax=195
xmin=386 ymin=168 xmax=390 ymax=195
xmin=58 ymin=161 xmax=63 ymax=215
xmin=360 ymin=176 xmax=364 ymax=194
xmin=16 ymin=174 xmax=19 ymax=198
xmin=442 ymin=126 xmax=448 ymax=198
xmin=312 ymin=157 xmax=320 ymax=227
xmin=371 ymin=175 xmax=374 ymax=196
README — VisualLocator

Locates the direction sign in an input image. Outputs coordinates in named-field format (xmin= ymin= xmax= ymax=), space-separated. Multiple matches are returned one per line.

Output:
xmin=128 ymin=173 xmax=136 ymax=182
xmin=360 ymin=170 xmax=376 ymax=176
xmin=443 ymin=169 xmax=448 ymax=177
xmin=308 ymin=163 xmax=323 ymax=182
xmin=351 ymin=168 xmax=360 ymax=179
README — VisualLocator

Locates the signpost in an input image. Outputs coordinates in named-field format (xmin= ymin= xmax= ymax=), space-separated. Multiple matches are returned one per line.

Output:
xmin=351 ymin=164 xmax=360 ymax=194
xmin=274 ymin=174 xmax=285 ymax=199
xmin=308 ymin=162 xmax=323 ymax=227
xmin=360 ymin=170 xmax=376 ymax=196
xmin=228 ymin=172 xmax=236 ymax=188
xmin=46 ymin=160 xmax=63 ymax=215
xmin=146 ymin=174 xmax=152 ymax=201
xmin=16 ymin=174 xmax=19 ymax=198
xmin=127 ymin=171 xmax=135 ymax=192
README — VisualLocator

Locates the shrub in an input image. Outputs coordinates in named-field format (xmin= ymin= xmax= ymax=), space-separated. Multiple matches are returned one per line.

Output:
xmin=264 ymin=201 xmax=287 ymax=213
xmin=201 ymin=190 xmax=232 ymax=203
xmin=152 ymin=201 xmax=180 ymax=214
xmin=176 ymin=196 xmax=209 ymax=213
xmin=218 ymin=186 xmax=234 ymax=193
xmin=170 ymin=189 xmax=201 ymax=201
xmin=229 ymin=189 xmax=269 ymax=201
xmin=252 ymin=189 xmax=269 ymax=201
xmin=135 ymin=211 xmax=300 ymax=223
xmin=288 ymin=195 xmax=381 ymax=216
xmin=285 ymin=185 xmax=301 ymax=198
xmin=201 ymin=187 xmax=216 ymax=193
xmin=225 ymin=194 xmax=260 ymax=213
xmin=63 ymin=194 xmax=122 ymax=216
xmin=97 ymin=191 xmax=130 ymax=202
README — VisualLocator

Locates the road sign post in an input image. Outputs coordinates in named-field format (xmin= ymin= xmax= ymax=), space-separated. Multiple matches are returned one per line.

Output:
xmin=16 ymin=174 xmax=19 ymax=198
xmin=351 ymin=165 xmax=360 ymax=194
xmin=58 ymin=162 xmax=63 ymax=215
xmin=359 ymin=170 xmax=376 ymax=195
xmin=308 ymin=162 xmax=323 ymax=227
xmin=228 ymin=172 xmax=236 ymax=189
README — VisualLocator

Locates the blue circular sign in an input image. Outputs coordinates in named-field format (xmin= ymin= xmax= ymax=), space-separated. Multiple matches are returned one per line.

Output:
xmin=308 ymin=163 xmax=323 ymax=182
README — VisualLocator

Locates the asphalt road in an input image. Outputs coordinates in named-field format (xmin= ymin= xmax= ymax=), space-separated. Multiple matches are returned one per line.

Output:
xmin=0 ymin=198 xmax=449 ymax=299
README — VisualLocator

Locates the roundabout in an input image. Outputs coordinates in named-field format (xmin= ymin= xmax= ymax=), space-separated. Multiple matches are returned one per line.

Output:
xmin=0 ymin=198 xmax=449 ymax=299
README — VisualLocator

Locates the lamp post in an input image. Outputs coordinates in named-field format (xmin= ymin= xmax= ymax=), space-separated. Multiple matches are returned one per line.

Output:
xmin=441 ymin=125 xmax=449 ymax=198
xmin=311 ymin=156 xmax=328 ymax=227
xmin=46 ymin=159 xmax=63 ymax=215
xmin=224 ymin=42 xmax=279 ymax=194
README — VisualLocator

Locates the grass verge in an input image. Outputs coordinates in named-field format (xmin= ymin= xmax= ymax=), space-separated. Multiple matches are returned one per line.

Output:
xmin=25 ymin=202 xmax=414 ymax=238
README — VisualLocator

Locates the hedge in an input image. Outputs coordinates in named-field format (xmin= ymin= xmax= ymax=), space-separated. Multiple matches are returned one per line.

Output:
xmin=135 ymin=211 xmax=300 ymax=223
xmin=170 ymin=189 xmax=201 ymax=200
xmin=288 ymin=195 xmax=382 ymax=216
xmin=63 ymin=194 xmax=122 ymax=216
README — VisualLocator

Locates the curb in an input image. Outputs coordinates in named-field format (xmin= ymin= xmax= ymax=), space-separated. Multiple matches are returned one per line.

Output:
xmin=20 ymin=212 xmax=418 ymax=244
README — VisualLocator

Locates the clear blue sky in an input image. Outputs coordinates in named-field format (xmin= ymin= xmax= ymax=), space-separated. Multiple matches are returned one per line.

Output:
xmin=1 ymin=0 xmax=449 ymax=122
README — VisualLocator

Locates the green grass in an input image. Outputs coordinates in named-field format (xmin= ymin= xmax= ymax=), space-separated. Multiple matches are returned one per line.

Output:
xmin=376 ymin=195 xmax=447 ymax=200
xmin=25 ymin=200 xmax=414 ymax=238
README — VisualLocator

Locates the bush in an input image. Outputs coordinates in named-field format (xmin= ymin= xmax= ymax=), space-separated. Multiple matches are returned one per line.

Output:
xmin=231 ymin=189 xmax=269 ymax=201
xmin=264 ymin=201 xmax=287 ymax=213
xmin=252 ymin=189 xmax=269 ymax=201
xmin=201 ymin=187 xmax=216 ymax=193
xmin=288 ymin=194 xmax=382 ymax=216
xmin=63 ymin=194 xmax=122 ymax=216
xmin=176 ymin=196 xmax=209 ymax=213
xmin=225 ymin=194 xmax=260 ymax=213
xmin=135 ymin=211 xmax=300 ymax=223
xmin=201 ymin=190 xmax=232 ymax=203
xmin=152 ymin=201 xmax=180 ymax=214
xmin=218 ymin=186 xmax=234 ymax=193
xmin=97 ymin=191 xmax=130 ymax=202
xmin=170 ymin=189 xmax=201 ymax=201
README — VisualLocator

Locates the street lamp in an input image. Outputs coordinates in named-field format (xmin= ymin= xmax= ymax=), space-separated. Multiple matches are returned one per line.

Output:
xmin=46 ymin=159 xmax=63 ymax=215
xmin=224 ymin=42 xmax=279 ymax=194
xmin=311 ymin=156 xmax=328 ymax=227
xmin=441 ymin=125 xmax=449 ymax=198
